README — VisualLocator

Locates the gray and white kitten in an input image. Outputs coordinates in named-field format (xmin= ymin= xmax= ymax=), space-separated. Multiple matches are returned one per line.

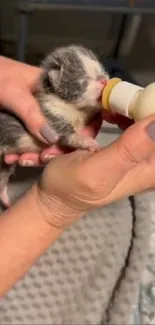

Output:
xmin=0 ymin=45 xmax=109 ymax=207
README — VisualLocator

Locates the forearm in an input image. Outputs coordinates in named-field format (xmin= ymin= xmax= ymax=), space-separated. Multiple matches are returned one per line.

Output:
xmin=0 ymin=184 xmax=62 ymax=297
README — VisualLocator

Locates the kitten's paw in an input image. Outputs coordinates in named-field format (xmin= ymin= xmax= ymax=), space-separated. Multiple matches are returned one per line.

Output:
xmin=0 ymin=187 xmax=11 ymax=209
xmin=81 ymin=138 xmax=101 ymax=152
xmin=67 ymin=133 xmax=101 ymax=152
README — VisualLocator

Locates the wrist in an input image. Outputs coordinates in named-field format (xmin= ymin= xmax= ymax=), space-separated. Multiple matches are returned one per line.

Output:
xmin=36 ymin=183 xmax=82 ymax=230
xmin=17 ymin=183 xmax=63 ymax=238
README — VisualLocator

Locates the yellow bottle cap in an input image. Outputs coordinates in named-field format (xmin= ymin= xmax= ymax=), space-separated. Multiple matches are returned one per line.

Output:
xmin=102 ymin=78 xmax=122 ymax=111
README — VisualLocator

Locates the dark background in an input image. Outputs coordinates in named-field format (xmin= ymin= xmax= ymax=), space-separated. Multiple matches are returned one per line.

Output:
xmin=1 ymin=1 xmax=155 ymax=86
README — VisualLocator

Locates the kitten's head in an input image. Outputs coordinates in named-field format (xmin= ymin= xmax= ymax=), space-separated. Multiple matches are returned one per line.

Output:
xmin=41 ymin=45 xmax=109 ymax=112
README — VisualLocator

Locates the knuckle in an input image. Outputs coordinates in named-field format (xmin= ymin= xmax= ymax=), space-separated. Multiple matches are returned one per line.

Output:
xmin=137 ymin=156 xmax=155 ymax=189
xmin=145 ymin=155 xmax=155 ymax=179
xmin=18 ymin=97 xmax=42 ymax=131
xmin=119 ymin=141 xmax=138 ymax=165
xmin=77 ymin=166 xmax=102 ymax=198
xmin=82 ymin=179 xmax=97 ymax=194
xmin=22 ymin=100 xmax=42 ymax=124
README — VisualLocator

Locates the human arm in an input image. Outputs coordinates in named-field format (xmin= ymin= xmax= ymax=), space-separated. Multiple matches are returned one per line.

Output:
xmin=0 ymin=113 xmax=155 ymax=297
xmin=0 ymin=184 xmax=62 ymax=297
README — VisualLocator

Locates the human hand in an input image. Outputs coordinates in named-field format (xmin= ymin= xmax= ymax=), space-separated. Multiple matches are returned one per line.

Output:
xmin=4 ymin=108 xmax=133 ymax=167
xmin=2 ymin=56 xmax=103 ymax=166
xmin=0 ymin=56 xmax=59 ymax=165
xmin=1 ymin=56 xmax=134 ymax=166
xmin=36 ymin=114 xmax=155 ymax=229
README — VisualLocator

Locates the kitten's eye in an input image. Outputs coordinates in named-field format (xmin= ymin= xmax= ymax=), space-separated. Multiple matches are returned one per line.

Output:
xmin=42 ymin=73 xmax=54 ymax=93
xmin=51 ymin=63 xmax=61 ymax=71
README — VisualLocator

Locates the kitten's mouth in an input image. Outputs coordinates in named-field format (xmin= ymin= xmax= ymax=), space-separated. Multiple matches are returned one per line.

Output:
xmin=98 ymin=80 xmax=107 ymax=102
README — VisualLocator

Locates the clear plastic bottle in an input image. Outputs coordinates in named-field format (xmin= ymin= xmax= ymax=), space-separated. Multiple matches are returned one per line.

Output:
xmin=102 ymin=78 xmax=155 ymax=121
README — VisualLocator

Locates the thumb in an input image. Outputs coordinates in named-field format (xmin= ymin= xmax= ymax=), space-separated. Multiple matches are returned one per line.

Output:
xmin=37 ymin=115 xmax=155 ymax=219
xmin=80 ymin=114 xmax=155 ymax=200
xmin=0 ymin=83 xmax=59 ymax=145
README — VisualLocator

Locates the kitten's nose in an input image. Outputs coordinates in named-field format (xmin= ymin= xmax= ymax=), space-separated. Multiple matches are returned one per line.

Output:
xmin=98 ymin=79 xmax=107 ymax=89
xmin=97 ymin=76 xmax=107 ymax=86
xmin=100 ymin=80 xmax=107 ymax=85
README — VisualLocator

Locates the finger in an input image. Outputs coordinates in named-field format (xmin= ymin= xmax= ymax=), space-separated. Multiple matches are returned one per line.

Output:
xmin=4 ymin=153 xmax=43 ymax=167
xmin=102 ymin=110 xmax=119 ymax=124
xmin=115 ymin=115 xmax=134 ymax=131
xmin=80 ymin=114 xmax=155 ymax=201
xmin=103 ymin=110 xmax=134 ymax=130
xmin=18 ymin=146 xmax=65 ymax=166
xmin=19 ymin=111 xmax=102 ymax=165
xmin=105 ymin=152 xmax=155 ymax=202
xmin=0 ymin=82 xmax=59 ymax=145
xmin=4 ymin=154 xmax=19 ymax=164
xmin=82 ymin=112 xmax=103 ymax=138
xmin=0 ymin=56 xmax=41 ymax=91
xmin=17 ymin=153 xmax=43 ymax=167
xmin=40 ymin=146 xmax=64 ymax=163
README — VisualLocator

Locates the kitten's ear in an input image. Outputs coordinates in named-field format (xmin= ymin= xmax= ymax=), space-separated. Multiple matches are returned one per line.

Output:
xmin=49 ymin=56 xmax=61 ymax=71
xmin=42 ymin=72 xmax=55 ymax=93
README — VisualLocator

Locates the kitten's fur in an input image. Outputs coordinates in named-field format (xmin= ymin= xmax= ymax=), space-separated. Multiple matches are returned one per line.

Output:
xmin=0 ymin=45 xmax=109 ymax=207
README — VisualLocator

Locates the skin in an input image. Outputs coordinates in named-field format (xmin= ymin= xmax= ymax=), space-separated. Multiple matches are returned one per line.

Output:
xmin=1 ymin=56 xmax=155 ymax=297
xmin=1 ymin=56 xmax=133 ymax=166
xmin=0 ymin=56 xmax=59 ymax=166
xmin=1 ymin=112 xmax=155 ymax=297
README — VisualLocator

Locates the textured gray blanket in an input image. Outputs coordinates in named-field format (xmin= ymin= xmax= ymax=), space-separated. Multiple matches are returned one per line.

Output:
xmin=0 ymin=129 xmax=153 ymax=324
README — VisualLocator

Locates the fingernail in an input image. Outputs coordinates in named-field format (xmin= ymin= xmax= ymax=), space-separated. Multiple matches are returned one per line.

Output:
xmin=40 ymin=124 xmax=59 ymax=144
xmin=43 ymin=154 xmax=57 ymax=162
xmin=146 ymin=121 xmax=155 ymax=141
xmin=21 ymin=160 xmax=36 ymax=167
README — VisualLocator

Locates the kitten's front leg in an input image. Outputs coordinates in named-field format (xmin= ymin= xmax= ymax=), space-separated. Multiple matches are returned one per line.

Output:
xmin=48 ymin=115 xmax=101 ymax=152
xmin=0 ymin=163 xmax=15 ymax=209
xmin=61 ymin=132 xmax=100 ymax=152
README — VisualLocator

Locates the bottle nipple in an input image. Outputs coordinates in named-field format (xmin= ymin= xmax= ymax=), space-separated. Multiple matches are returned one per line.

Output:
xmin=102 ymin=78 xmax=122 ymax=111
xmin=101 ymin=78 xmax=143 ymax=119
